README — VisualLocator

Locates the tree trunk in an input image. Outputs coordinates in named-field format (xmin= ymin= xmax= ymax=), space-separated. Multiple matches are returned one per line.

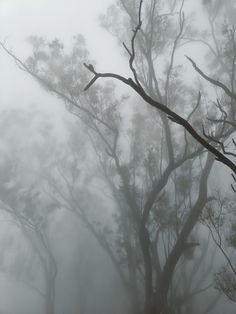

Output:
xmin=154 ymin=154 xmax=214 ymax=314
xmin=139 ymin=226 xmax=154 ymax=314
xmin=45 ymin=274 xmax=56 ymax=314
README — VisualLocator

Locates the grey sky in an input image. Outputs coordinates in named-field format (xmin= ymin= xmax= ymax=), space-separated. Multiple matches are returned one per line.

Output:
xmin=0 ymin=0 xmax=208 ymax=113
xmin=0 ymin=2 xmax=235 ymax=314
xmin=0 ymin=0 xmax=127 ymax=113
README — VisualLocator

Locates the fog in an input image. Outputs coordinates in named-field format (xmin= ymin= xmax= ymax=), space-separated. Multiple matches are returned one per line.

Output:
xmin=0 ymin=1 xmax=236 ymax=314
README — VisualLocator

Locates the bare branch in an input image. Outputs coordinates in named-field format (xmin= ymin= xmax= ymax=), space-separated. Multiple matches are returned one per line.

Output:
xmin=83 ymin=63 xmax=236 ymax=174
xmin=164 ymin=0 xmax=185 ymax=104
xmin=186 ymin=55 xmax=236 ymax=102
xmin=83 ymin=62 xmax=130 ymax=91
xmin=122 ymin=0 xmax=143 ymax=87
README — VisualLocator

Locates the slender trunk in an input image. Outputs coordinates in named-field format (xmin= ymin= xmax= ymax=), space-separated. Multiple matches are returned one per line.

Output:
xmin=39 ymin=231 xmax=57 ymax=314
xmin=139 ymin=226 xmax=154 ymax=314
xmin=128 ymin=256 xmax=140 ymax=314
xmin=155 ymin=154 xmax=214 ymax=314
xmin=45 ymin=270 xmax=56 ymax=314
xmin=121 ymin=208 xmax=140 ymax=314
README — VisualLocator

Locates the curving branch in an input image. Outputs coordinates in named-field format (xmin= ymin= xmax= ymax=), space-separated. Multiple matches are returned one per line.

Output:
xmin=186 ymin=55 xmax=236 ymax=102
xmin=123 ymin=0 xmax=143 ymax=87
xmin=82 ymin=2 xmax=236 ymax=178
xmin=83 ymin=63 xmax=236 ymax=175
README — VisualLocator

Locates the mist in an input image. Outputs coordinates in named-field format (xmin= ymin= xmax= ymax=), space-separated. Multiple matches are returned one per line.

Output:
xmin=0 ymin=1 xmax=236 ymax=314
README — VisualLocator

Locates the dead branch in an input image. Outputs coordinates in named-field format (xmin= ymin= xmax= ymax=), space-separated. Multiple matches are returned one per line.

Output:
xmin=83 ymin=62 xmax=236 ymax=174
xmin=186 ymin=55 xmax=236 ymax=102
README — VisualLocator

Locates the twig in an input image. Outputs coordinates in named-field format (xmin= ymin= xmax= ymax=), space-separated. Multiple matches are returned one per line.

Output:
xmin=186 ymin=55 xmax=236 ymax=102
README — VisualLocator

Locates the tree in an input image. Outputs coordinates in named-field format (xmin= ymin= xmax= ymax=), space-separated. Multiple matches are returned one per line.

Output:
xmin=83 ymin=0 xmax=236 ymax=178
xmin=1 ymin=0 xmax=236 ymax=313
xmin=187 ymin=0 xmax=236 ymax=303
xmin=201 ymin=196 xmax=236 ymax=303
xmin=0 ymin=108 xmax=59 ymax=314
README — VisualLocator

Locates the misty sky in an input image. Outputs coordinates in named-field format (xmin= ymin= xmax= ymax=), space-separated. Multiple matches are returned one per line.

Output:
xmin=0 ymin=0 xmax=128 ymax=114
xmin=0 ymin=0 xmax=233 ymax=192
xmin=0 ymin=2 xmax=236 ymax=314
xmin=0 ymin=0 xmax=204 ymax=113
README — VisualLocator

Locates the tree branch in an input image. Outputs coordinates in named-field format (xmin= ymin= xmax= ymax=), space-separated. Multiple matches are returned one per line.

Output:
xmin=186 ymin=55 xmax=236 ymax=102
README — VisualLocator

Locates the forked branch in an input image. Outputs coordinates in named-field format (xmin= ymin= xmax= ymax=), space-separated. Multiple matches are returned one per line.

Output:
xmin=83 ymin=71 xmax=236 ymax=177
xmin=83 ymin=1 xmax=236 ymax=178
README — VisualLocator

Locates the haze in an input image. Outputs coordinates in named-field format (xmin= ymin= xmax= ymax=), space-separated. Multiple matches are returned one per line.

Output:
xmin=0 ymin=1 xmax=235 ymax=314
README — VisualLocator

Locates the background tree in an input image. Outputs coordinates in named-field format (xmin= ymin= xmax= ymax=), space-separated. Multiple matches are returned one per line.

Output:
xmin=0 ymin=0 xmax=236 ymax=314
xmin=0 ymin=108 xmax=60 ymax=314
